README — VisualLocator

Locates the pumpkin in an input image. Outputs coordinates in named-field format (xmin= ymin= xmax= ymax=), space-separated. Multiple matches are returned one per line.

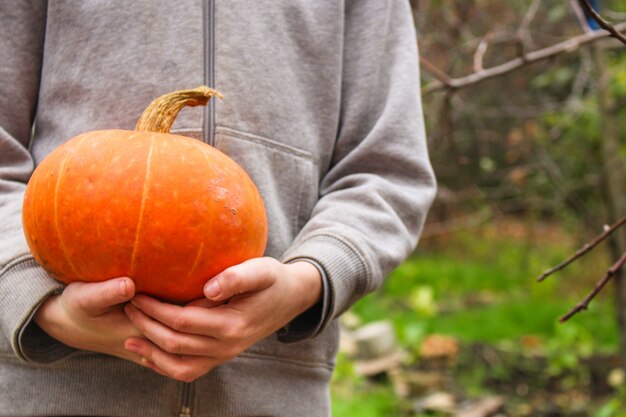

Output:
xmin=22 ymin=86 xmax=268 ymax=303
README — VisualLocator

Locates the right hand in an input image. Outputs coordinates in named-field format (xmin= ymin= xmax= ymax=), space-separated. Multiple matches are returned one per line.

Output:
xmin=34 ymin=277 xmax=150 ymax=367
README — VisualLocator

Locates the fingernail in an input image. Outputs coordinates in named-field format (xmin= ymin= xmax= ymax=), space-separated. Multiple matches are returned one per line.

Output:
xmin=204 ymin=279 xmax=222 ymax=300
xmin=140 ymin=357 xmax=151 ymax=366
xmin=119 ymin=278 xmax=130 ymax=297
xmin=125 ymin=339 xmax=140 ymax=352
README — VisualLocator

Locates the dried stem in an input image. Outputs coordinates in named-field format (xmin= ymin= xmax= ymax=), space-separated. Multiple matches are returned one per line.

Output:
xmin=578 ymin=0 xmax=626 ymax=44
xmin=560 ymin=251 xmax=626 ymax=322
xmin=537 ymin=215 xmax=626 ymax=282
xmin=135 ymin=86 xmax=223 ymax=133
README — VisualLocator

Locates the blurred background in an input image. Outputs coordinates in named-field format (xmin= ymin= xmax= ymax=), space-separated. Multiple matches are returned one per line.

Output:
xmin=331 ymin=1 xmax=626 ymax=416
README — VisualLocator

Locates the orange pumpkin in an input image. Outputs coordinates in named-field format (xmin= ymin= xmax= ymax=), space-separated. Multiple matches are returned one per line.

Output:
xmin=22 ymin=86 xmax=268 ymax=303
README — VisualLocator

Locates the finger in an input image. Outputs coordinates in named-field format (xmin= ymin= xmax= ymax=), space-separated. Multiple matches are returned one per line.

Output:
xmin=123 ymin=347 xmax=163 ymax=372
xmin=124 ymin=303 xmax=220 ymax=356
xmin=124 ymin=338 xmax=216 ymax=382
xmin=130 ymin=295 xmax=229 ymax=336
xmin=186 ymin=297 xmax=225 ymax=308
xmin=140 ymin=358 xmax=169 ymax=378
xmin=204 ymin=257 xmax=278 ymax=301
xmin=66 ymin=277 xmax=135 ymax=316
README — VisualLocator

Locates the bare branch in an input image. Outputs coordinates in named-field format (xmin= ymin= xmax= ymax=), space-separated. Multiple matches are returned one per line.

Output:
xmin=441 ymin=92 xmax=462 ymax=169
xmin=419 ymin=56 xmax=451 ymax=85
xmin=473 ymin=35 xmax=491 ymax=72
xmin=537 ymin=215 xmax=626 ymax=282
xmin=569 ymin=47 xmax=593 ymax=98
xmin=422 ymin=21 xmax=626 ymax=95
xmin=578 ymin=0 xmax=626 ymax=45
xmin=570 ymin=0 xmax=592 ymax=32
xmin=517 ymin=0 xmax=541 ymax=39
xmin=560 ymin=251 xmax=626 ymax=322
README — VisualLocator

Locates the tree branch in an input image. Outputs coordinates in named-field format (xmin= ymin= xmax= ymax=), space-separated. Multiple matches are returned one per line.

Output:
xmin=421 ymin=21 xmax=626 ymax=95
xmin=517 ymin=0 xmax=541 ymax=38
xmin=419 ymin=56 xmax=451 ymax=85
xmin=473 ymin=35 xmax=490 ymax=72
xmin=560 ymin=251 xmax=626 ymax=322
xmin=514 ymin=0 xmax=541 ymax=58
xmin=537 ymin=215 xmax=626 ymax=282
xmin=570 ymin=0 xmax=592 ymax=32
xmin=578 ymin=0 xmax=626 ymax=45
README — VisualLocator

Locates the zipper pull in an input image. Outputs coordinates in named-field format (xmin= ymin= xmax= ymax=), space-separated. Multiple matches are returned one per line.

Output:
xmin=179 ymin=406 xmax=192 ymax=417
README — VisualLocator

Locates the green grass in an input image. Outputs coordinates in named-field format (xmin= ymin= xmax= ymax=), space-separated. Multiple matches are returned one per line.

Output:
xmin=332 ymin=383 xmax=399 ymax=417
xmin=331 ymin=220 xmax=621 ymax=416
xmin=349 ymin=222 xmax=618 ymax=348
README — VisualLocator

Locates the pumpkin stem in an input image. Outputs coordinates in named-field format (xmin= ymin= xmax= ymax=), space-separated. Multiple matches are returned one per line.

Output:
xmin=135 ymin=86 xmax=223 ymax=133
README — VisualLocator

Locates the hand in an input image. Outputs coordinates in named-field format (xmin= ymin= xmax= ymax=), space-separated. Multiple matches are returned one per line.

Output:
xmin=34 ymin=277 xmax=148 ymax=366
xmin=123 ymin=257 xmax=322 ymax=382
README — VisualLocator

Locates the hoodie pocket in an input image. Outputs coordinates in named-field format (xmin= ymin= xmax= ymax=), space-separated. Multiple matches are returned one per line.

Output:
xmin=214 ymin=126 xmax=319 ymax=258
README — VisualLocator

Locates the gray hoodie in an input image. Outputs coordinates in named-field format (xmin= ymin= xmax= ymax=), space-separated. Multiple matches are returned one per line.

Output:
xmin=0 ymin=1 xmax=436 ymax=416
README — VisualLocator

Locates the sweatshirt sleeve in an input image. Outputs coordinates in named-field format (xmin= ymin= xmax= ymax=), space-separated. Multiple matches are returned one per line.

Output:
xmin=0 ymin=2 xmax=71 ymax=363
xmin=281 ymin=0 xmax=436 ymax=331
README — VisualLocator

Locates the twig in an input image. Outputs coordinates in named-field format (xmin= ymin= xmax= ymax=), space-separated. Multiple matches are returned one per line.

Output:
xmin=441 ymin=92 xmax=463 ymax=169
xmin=569 ymin=47 xmax=593 ymax=98
xmin=560 ymin=251 xmax=626 ymax=322
xmin=419 ymin=56 xmax=451 ymax=85
xmin=514 ymin=0 xmax=540 ymax=59
xmin=537 ymin=215 xmax=626 ymax=282
xmin=570 ymin=0 xmax=592 ymax=32
xmin=517 ymin=0 xmax=541 ymax=40
xmin=473 ymin=35 xmax=490 ymax=72
xmin=422 ymin=21 xmax=626 ymax=95
xmin=578 ymin=0 xmax=626 ymax=45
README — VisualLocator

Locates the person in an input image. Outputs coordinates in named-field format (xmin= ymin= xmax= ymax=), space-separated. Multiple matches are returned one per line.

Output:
xmin=0 ymin=1 xmax=436 ymax=416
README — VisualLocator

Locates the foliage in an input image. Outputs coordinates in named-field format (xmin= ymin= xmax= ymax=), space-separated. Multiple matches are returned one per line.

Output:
xmin=418 ymin=0 xmax=626 ymax=232
xmin=596 ymin=388 xmax=626 ymax=417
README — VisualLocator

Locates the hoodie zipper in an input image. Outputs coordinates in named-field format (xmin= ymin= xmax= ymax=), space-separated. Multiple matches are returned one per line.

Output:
xmin=179 ymin=381 xmax=195 ymax=417
xmin=179 ymin=2 xmax=215 ymax=416
xmin=203 ymin=0 xmax=216 ymax=147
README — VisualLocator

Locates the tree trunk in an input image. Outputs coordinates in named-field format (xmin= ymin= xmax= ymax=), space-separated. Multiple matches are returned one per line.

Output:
xmin=593 ymin=43 xmax=626 ymax=367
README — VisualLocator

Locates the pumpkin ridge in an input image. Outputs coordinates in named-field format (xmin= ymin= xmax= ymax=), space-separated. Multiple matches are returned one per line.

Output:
xmin=129 ymin=136 xmax=155 ymax=275
xmin=53 ymin=151 xmax=80 ymax=277
xmin=186 ymin=242 xmax=205 ymax=279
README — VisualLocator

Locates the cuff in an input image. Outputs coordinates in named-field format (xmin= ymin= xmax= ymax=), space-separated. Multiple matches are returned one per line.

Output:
xmin=280 ymin=233 xmax=370 ymax=336
xmin=276 ymin=259 xmax=330 ymax=343
xmin=0 ymin=255 xmax=75 ymax=363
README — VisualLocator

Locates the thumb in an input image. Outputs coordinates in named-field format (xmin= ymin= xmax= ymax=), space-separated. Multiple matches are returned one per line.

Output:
xmin=204 ymin=258 xmax=278 ymax=301
xmin=66 ymin=277 xmax=136 ymax=316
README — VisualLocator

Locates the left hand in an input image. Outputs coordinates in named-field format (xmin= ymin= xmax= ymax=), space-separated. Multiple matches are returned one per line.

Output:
xmin=123 ymin=257 xmax=322 ymax=382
